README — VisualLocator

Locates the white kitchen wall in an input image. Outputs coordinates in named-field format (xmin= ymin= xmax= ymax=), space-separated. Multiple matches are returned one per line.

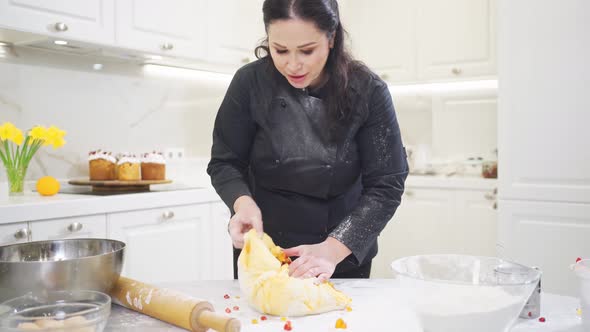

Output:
xmin=0 ymin=47 xmax=498 ymax=184
xmin=0 ymin=47 xmax=230 ymax=182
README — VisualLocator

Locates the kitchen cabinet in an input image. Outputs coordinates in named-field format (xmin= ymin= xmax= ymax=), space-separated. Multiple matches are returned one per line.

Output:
xmin=0 ymin=0 xmax=115 ymax=44
xmin=29 ymin=214 xmax=107 ymax=241
xmin=107 ymin=202 xmax=233 ymax=284
xmin=341 ymin=0 xmax=496 ymax=83
xmin=209 ymin=201 xmax=234 ymax=280
xmin=498 ymin=200 xmax=590 ymax=296
xmin=371 ymin=186 xmax=497 ymax=278
xmin=205 ymin=0 xmax=266 ymax=69
xmin=115 ymin=0 xmax=206 ymax=59
xmin=343 ymin=0 xmax=416 ymax=82
xmin=415 ymin=0 xmax=496 ymax=81
xmin=497 ymin=0 xmax=590 ymax=296
xmin=0 ymin=222 xmax=29 ymax=245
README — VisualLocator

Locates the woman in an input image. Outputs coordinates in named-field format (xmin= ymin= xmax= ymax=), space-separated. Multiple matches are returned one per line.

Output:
xmin=207 ymin=0 xmax=408 ymax=281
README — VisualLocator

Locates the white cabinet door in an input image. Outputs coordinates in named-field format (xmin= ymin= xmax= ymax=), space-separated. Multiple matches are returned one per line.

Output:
xmin=205 ymin=0 xmax=266 ymax=68
xmin=30 ymin=215 xmax=106 ymax=241
xmin=372 ymin=187 xmax=498 ymax=278
xmin=453 ymin=189 xmax=497 ymax=257
xmin=115 ymin=0 xmax=206 ymax=59
xmin=498 ymin=200 xmax=590 ymax=296
xmin=0 ymin=0 xmax=115 ymax=44
xmin=416 ymin=0 xmax=496 ymax=80
xmin=372 ymin=188 xmax=453 ymax=278
xmin=107 ymin=203 xmax=217 ymax=284
xmin=497 ymin=0 xmax=590 ymax=204
xmin=0 ymin=222 xmax=29 ymax=246
xmin=209 ymin=202 xmax=234 ymax=280
xmin=343 ymin=0 xmax=416 ymax=83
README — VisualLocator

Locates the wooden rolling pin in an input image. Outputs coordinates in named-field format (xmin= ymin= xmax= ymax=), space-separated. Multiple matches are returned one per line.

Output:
xmin=110 ymin=276 xmax=241 ymax=332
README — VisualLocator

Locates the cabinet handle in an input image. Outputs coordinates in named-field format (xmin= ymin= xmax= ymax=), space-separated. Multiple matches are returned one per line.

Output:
xmin=162 ymin=210 xmax=175 ymax=220
xmin=67 ymin=222 xmax=83 ymax=232
xmin=14 ymin=228 xmax=30 ymax=240
xmin=493 ymin=202 xmax=497 ymax=210
xmin=53 ymin=22 xmax=69 ymax=32
xmin=379 ymin=73 xmax=390 ymax=81
xmin=241 ymin=57 xmax=250 ymax=64
xmin=161 ymin=43 xmax=174 ymax=51
xmin=404 ymin=191 xmax=414 ymax=197
xmin=451 ymin=67 xmax=462 ymax=75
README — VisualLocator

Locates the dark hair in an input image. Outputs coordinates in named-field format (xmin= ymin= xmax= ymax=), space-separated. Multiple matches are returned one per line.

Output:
xmin=255 ymin=0 xmax=362 ymax=123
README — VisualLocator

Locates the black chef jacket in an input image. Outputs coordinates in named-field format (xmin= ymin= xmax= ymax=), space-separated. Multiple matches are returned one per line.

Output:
xmin=207 ymin=57 xmax=408 ymax=274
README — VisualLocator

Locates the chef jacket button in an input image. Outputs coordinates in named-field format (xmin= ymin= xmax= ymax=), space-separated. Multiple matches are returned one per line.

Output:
xmin=325 ymin=164 xmax=332 ymax=169
xmin=275 ymin=159 xmax=280 ymax=164
xmin=280 ymin=100 xmax=287 ymax=107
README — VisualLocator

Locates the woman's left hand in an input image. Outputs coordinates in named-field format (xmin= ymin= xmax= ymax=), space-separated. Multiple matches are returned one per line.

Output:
xmin=283 ymin=237 xmax=352 ymax=283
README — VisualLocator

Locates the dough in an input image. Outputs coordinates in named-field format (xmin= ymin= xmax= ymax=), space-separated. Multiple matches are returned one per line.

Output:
xmin=238 ymin=229 xmax=352 ymax=316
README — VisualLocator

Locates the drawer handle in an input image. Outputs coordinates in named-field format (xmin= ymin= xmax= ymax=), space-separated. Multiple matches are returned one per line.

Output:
xmin=241 ymin=57 xmax=251 ymax=64
xmin=162 ymin=211 xmax=175 ymax=220
xmin=53 ymin=22 xmax=69 ymax=32
xmin=67 ymin=222 xmax=83 ymax=232
xmin=161 ymin=42 xmax=174 ymax=51
xmin=14 ymin=228 xmax=30 ymax=240
xmin=484 ymin=193 xmax=496 ymax=200
xmin=493 ymin=202 xmax=497 ymax=210
xmin=404 ymin=191 xmax=414 ymax=197
xmin=451 ymin=67 xmax=462 ymax=75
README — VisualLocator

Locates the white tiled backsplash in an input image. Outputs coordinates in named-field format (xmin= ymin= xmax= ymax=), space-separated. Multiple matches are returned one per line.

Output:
xmin=0 ymin=48 xmax=497 ymax=184
xmin=0 ymin=48 xmax=229 ymax=183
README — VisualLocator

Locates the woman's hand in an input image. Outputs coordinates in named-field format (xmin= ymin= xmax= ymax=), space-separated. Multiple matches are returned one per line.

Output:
xmin=283 ymin=237 xmax=352 ymax=283
xmin=229 ymin=195 xmax=263 ymax=248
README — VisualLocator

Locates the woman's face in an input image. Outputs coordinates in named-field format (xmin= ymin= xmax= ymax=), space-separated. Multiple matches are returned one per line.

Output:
xmin=267 ymin=18 xmax=333 ymax=89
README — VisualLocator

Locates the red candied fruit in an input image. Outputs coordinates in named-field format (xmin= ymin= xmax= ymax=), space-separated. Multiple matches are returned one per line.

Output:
xmin=577 ymin=257 xmax=583 ymax=263
xmin=225 ymin=307 xmax=231 ymax=313
xmin=223 ymin=294 xmax=230 ymax=299
xmin=284 ymin=321 xmax=293 ymax=331
xmin=539 ymin=317 xmax=546 ymax=322
xmin=233 ymin=306 xmax=240 ymax=311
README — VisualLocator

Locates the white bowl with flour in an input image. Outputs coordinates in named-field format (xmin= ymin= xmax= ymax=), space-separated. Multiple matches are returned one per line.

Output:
xmin=391 ymin=254 xmax=541 ymax=332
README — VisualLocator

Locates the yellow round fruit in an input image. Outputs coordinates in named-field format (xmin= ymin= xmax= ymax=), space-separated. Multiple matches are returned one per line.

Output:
xmin=36 ymin=176 xmax=60 ymax=196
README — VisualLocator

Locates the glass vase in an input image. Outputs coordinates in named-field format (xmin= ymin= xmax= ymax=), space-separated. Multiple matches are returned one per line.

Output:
xmin=5 ymin=164 xmax=28 ymax=195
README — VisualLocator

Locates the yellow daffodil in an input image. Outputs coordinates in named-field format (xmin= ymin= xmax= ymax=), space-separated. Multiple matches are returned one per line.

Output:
xmin=45 ymin=126 xmax=67 ymax=149
xmin=0 ymin=122 xmax=24 ymax=145
xmin=28 ymin=125 xmax=48 ymax=144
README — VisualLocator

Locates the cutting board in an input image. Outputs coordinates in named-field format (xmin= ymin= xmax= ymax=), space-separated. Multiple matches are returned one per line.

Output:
xmin=68 ymin=179 xmax=172 ymax=193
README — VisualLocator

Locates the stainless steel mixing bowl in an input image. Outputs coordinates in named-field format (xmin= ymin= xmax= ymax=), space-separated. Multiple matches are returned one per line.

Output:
xmin=0 ymin=238 xmax=125 ymax=302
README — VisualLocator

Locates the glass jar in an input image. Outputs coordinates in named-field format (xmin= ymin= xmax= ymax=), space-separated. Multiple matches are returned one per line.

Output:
xmin=482 ymin=161 xmax=498 ymax=179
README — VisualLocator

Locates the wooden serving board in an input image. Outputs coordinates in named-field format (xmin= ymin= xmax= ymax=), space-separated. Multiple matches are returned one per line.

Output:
xmin=68 ymin=179 xmax=172 ymax=193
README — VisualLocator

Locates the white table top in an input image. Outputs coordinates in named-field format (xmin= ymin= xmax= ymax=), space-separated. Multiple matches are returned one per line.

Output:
xmin=105 ymin=279 xmax=583 ymax=332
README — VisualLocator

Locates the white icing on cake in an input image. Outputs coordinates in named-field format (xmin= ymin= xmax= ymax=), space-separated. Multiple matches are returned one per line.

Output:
xmin=117 ymin=153 xmax=140 ymax=165
xmin=88 ymin=150 xmax=117 ymax=163
xmin=142 ymin=152 xmax=166 ymax=165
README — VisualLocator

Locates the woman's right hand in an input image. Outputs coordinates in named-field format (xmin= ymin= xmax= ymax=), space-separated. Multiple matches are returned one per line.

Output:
xmin=229 ymin=195 xmax=263 ymax=248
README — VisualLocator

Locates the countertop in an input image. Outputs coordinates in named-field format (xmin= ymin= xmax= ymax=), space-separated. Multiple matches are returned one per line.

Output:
xmin=105 ymin=279 xmax=582 ymax=332
xmin=0 ymin=175 xmax=496 ymax=224
xmin=0 ymin=186 xmax=221 ymax=223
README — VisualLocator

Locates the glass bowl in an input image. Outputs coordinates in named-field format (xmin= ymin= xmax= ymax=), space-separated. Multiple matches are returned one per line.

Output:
xmin=0 ymin=290 xmax=111 ymax=332
xmin=572 ymin=259 xmax=590 ymax=329
xmin=391 ymin=254 xmax=541 ymax=332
